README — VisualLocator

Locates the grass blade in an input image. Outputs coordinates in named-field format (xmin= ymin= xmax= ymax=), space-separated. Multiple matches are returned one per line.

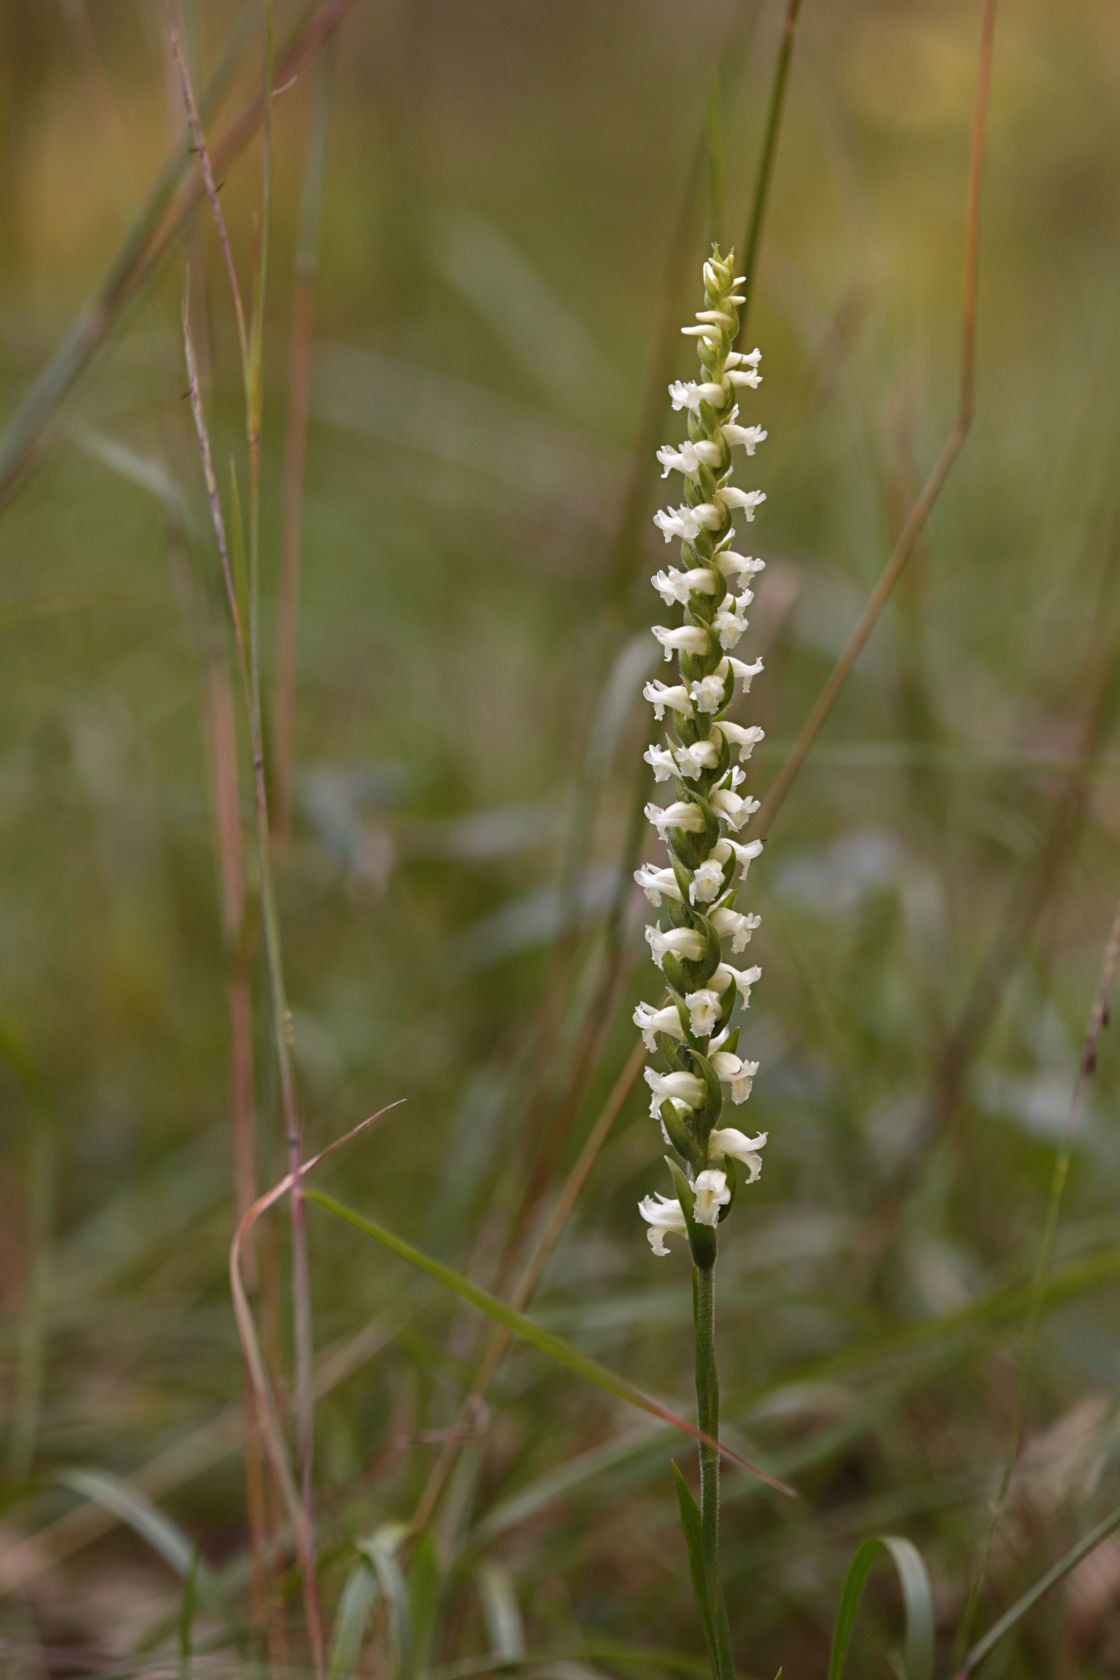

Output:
xmin=826 ymin=1534 xmax=934 ymax=1680
xmin=329 ymin=1556 xmax=381 ymax=1680
xmin=306 ymin=1189 xmax=794 ymax=1497
xmin=671 ymin=1461 xmax=718 ymax=1674
xmin=954 ymin=1504 xmax=1120 ymax=1679
xmin=57 ymin=1469 xmax=203 ymax=1583
xmin=357 ymin=1527 xmax=414 ymax=1679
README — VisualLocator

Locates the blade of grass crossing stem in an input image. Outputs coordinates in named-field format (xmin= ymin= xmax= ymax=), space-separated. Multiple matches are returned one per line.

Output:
xmin=955 ymin=1504 xmax=1120 ymax=1680
xmin=328 ymin=1556 xmax=381 ymax=1680
xmin=306 ymin=1190 xmax=794 ymax=1496
xmin=672 ymin=1462 xmax=719 ymax=1677
xmin=826 ymin=1535 xmax=934 ymax=1680
xmin=0 ymin=0 xmax=361 ymax=510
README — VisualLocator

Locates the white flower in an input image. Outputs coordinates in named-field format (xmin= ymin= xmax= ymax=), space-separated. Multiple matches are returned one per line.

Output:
xmin=638 ymin=1192 xmax=688 ymax=1256
xmin=693 ymin=1168 xmax=731 ymax=1226
xmin=719 ymin=487 xmax=766 ymax=521
xmin=645 ymin=923 xmax=705 ymax=969
xmin=712 ymin=962 xmax=762 ymax=1007
xmin=712 ymin=596 xmax=750 ymax=650
xmin=723 ymin=655 xmax=764 ymax=693
xmin=691 ymin=501 xmax=729 ymax=533
xmin=656 ymin=440 xmax=722 ymax=478
xmin=651 ymin=566 xmax=718 ymax=605
xmin=721 ymin=422 xmax=767 ymax=454
xmin=727 ymin=836 xmax=764 ymax=871
xmin=684 ymin=987 xmax=723 ymax=1035
xmin=710 ymin=1053 xmax=760 ymax=1104
xmin=711 ymin=787 xmax=759 ymax=832
xmin=669 ymin=379 xmax=728 ymax=412
xmin=715 ymin=721 xmax=765 ymax=762
xmin=675 ymin=739 xmax=719 ymax=780
xmin=633 ymin=1000 xmax=684 ymax=1051
xmin=689 ymin=672 xmax=728 ymax=714
xmin=643 ymin=743 xmax=677 ymax=782
xmin=643 ymin=680 xmax=692 ymax=720
xmin=653 ymin=505 xmax=703 ymax=544
xmin=729 ymin=347 xmax=761 ymax=367
xmin=645 ymin=799 xmax=704 ymax=836
xmin=689 ymin=854 xmax=727 ymax=904
xmin=681 ymin=323 xmax=721 ymax=345
xmin=708 ymin=1126 xmax=767 ymax=1182
xmin=634 ymin=862 xmax=681 ymax=905
xmin=711 ymin=907 xmax=761 ymax=952
xmin=715 ymin=549 xmax=766 ymax=582
xmin=694 ymin=307 xmax=735 ymax=329
xmin=653 ymin=623 xmax=709 ymax=661
xmin=645 ymin=1066 xmax=705 ymax=1111
xmin=726 ymin=366 xmax=762 ymax=390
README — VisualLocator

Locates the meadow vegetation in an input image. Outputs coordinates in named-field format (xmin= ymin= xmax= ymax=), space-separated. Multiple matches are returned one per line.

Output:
xmin=3 ymin=1 xmax=1120 ymax=1675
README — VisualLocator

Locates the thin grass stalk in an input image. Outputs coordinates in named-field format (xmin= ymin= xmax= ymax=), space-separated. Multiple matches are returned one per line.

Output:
xmin=201 ymin=638 xmax=269 ymax=1626
xmin=168 ymin=18 xmax=249 ymax=377
xmin=733 ymin=0 xmax=804 ymax=345
xmin=951 ymin=887 xmax=1120 ymax=1665
xmin=751 ymin=0 xmax=996 ymax=840
xmin=0 ymin=0 xmax=357 ymax=512
xmin=274 ymin=39 xmax=335 ymax=852
xmin=181 ymin=303 xmax=324 ymax=1678
xmin=174 ymin=9 xmax=322 ymax=1638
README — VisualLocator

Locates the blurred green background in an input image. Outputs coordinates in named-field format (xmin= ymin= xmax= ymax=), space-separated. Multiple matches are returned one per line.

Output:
xmin=4 ymin=0 xmax=1120 ymax=1674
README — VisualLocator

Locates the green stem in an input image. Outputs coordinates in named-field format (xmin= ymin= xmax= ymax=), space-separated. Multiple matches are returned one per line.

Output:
xmin=692 ymin=1262 xmax=735 ymax=1680
xmin=736 ymin=0 xmax=805 ymax=344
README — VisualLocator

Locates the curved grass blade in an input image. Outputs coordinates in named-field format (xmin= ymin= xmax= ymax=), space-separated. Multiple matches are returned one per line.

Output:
xmin=476 ymin=1563 xmax=526 ymax=1664
xmin=329 ymin=1555 xmax=381 ymax=1680
xmin=306 ymin=1190 xmax=794 ymax=1498
xmin=826 ymin=1534 xmax=934 ymax=1680
xmin=57 ymin=1469 xmax=204 ymax=1583
xmin=954 ymin=1503 xmax=1120 ymax=1679
xmin=357 ymin=1527 xmax=413 ymax=1679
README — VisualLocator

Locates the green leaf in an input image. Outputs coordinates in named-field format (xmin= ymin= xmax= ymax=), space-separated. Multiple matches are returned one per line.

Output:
xmin=826 ymin=1534 xmax=934 ymax=1680
xmin=960 ymin=1502 xmax=1120 ymax=1676
xmin=409 ymin=1525 xmax=443 ymax=1674
xmin=329 ymin=1556 xmax=380 ymax=1680
xmin=306 ymin=1189 xmax=793 ymax=1496
xmin=672 ymin=1461 xmax=718 ymax=1674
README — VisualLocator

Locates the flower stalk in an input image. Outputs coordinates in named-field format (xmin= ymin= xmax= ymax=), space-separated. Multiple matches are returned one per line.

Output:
xmin=634 ymin=245 xmax=769 ymax=1677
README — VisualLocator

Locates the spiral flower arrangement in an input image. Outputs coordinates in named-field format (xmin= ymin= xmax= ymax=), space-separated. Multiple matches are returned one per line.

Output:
xmin=634 ymin=245 xmax=769 ymax=1267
